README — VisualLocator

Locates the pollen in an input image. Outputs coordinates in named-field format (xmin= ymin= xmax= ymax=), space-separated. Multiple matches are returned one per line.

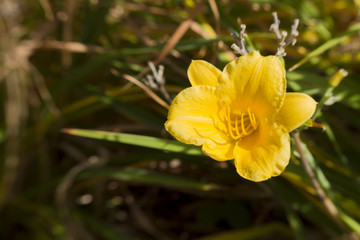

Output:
xmin=226 ymin=107 xmax=258 ymax=140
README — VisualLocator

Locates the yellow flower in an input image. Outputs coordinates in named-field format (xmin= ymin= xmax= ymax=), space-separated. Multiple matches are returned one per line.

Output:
xmin=165 ymin=51 xmax=317 ymax=182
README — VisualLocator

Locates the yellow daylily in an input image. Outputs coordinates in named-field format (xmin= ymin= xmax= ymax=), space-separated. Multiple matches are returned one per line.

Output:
xmin=165 ymin=51 xmax=317 ymax=182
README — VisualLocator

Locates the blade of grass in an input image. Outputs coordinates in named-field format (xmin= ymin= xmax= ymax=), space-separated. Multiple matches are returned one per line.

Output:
xmin=283 ymin=201 xmax=306 ymax=240
xmin=10 ymin=198 xmax=70 ymax=239
xmin=73 ymin=210 xmax=138 ymax=240
xmin=51 ymin=37 xmax=223 ymax=98
xmin=338 ymin=212 xmax=360 ymax=236
xmin=292 ymin=133 xmax=360 ymax=236
xmin=62 ymin=128 xmax=203 ymax=156
xmin=322 ymin=122 xmax=351 ymax=172
xmin=286 ymin=140 xmax=360 ymax=220
xmin=292 ymin=132 xmax=342 ymax=226
xmin=268 ymin=178 xmax=343 ymax=236
xmin=86 ymin=87 xmax=165 ymax=130
xmin=289 ymin=22 xmax=360 ymax=71
xmin=80 ymin=168 xmax=220 ymax=192
xmin=196 ymin=222 xmax=292 ymax=240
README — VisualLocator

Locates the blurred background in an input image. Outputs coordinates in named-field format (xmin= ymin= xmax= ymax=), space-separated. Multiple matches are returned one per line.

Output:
xmin=1 ymin=0 xmax=360 ymax=239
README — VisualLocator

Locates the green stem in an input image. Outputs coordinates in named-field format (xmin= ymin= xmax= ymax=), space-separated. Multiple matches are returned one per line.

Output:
xmin=312 ymin=85 xmax=334 ymax=121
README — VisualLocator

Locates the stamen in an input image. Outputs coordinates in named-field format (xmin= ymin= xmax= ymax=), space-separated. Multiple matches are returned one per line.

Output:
xmin=247 ymin=107 xmax=257 ymax=129
xmin=227 ymin=108 xmax=238 ymax=140
xmin=241 ymin=113 xmax=248 ymax=135
xmin=234 ymin=116 xmax=241 ymax=138
xmin=252 ymin=113 xmax=258 ymax=128
xmin=226 ymin=108 xmax=258 ymax=140
xmin=247 ymin=108 xmax=253 ymax=122
xmin=244 ymin=123 xmax=252 ymax=132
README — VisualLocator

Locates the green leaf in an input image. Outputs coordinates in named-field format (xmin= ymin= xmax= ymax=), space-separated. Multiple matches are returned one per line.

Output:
xmin=73 ymin=211 xmax=138 ymax=240
xmin=339 ymin=212 xmax=360 ymax=235
xmin=282 ymin=199 xmax=306 ymax=240
xmin=86 ymin=87 xmax=164 ymax=130
xmin=196 ymin=222 xmax=292 ymax=240
xmin=267 ymin=178 xmax=343 ymax=235
xmin=80 ymin=168 xmax=221 ymax=192
xmin=62 ymin=128 xmax=203 ymax=155
xmin=289 ymin=22 xmax=360 ymax=71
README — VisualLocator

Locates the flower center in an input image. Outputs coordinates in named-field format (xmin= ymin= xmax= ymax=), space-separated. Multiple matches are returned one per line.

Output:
xmin=226 ymin=107 xmax=258 ymax=140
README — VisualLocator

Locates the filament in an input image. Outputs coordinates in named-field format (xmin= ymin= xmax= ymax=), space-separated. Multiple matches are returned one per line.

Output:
xmin=226 ymin=108 xmax=258 ymax=140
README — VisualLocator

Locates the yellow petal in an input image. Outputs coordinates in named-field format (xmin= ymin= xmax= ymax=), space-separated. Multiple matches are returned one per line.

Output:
xmin=165 ymin=85 xmax=227 ymax=146
xmin=276 ymin=92 xmax=317 ymax=132
xmin=217 ymin=51 xmax=286 ymax=118
xmin=234 ymin=121 xmax=290 ymax=182
xmin=188 ymin=60 xmax=221 ymax=87
xmin=202 ymin=140 xmax=235 ymax=161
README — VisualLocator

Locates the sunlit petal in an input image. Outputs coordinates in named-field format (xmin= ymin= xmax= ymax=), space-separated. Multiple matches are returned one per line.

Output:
xmin=276 ymin=92 xmax=317 ymax=132
xmin=165 ymin=85 xmax=226 ymax=146
xmin=234 ymin=121 xmax=290 ymax=182
xmin=188 ymin=60 xmax=221 ymax=87
xmin=217 ymin=51 xmax=286 ymax=118
xmin=202 ymin=140 xmax=235 ymax=161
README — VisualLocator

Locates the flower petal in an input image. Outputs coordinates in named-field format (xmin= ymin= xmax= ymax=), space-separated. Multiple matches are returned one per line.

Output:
xmin=276 ymin=92 xmax=317 ymax=132
xmin=217 ymin=51 xmax=286 ymax=118
xmin=202 ymin=140 xmax=235 ymax=161
xmin=234 ymin=121 xmax=290 ymax=182
xmin=165 ymin=85 xmax=227 ymax=146
xmin=188 ymin=60 xmax=221 ymax=87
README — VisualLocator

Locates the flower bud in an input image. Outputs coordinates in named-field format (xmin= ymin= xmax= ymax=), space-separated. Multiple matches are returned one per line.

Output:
xmin=329 ymin=69 xmax=348 ymax=87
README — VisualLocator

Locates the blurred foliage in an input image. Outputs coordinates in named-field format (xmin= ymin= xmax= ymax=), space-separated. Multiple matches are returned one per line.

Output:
xmin=1 ymin=0 xmax=360 ymax=239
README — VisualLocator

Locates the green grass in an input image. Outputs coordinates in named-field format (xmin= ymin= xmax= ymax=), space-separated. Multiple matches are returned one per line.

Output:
xmin=1 ymin=0 xmax=360 ymax=239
